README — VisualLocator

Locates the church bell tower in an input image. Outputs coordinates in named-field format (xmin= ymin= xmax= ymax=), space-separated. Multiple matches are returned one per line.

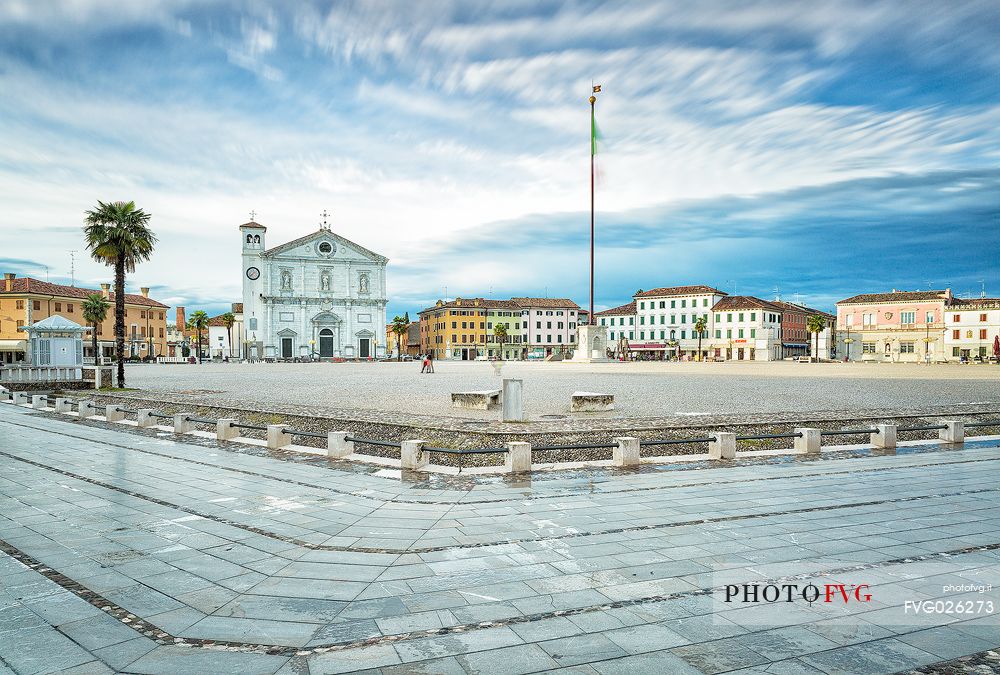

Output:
xmin=240 ymin=216 xmax=266 ymax=359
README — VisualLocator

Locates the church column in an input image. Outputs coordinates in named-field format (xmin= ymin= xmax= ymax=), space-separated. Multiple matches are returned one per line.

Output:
xmin=345 ymin=301 xmax=354 ymax=356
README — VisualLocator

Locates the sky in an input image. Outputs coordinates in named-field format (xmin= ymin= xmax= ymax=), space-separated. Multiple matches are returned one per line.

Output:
xmin=1 ymin=0 xmax=998 ymax=323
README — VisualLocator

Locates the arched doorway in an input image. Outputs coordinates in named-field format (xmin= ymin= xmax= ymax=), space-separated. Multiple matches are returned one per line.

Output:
xmin=319 ymin=328 xmax=334 ymax=357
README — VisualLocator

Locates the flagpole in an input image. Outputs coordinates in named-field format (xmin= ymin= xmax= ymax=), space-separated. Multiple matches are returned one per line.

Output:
xmin=589 ymin=91 xmax=596 ymax=325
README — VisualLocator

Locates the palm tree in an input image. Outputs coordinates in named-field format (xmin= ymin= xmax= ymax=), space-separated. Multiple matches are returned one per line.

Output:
xmin=220 ymin=312 xmax=236 ymax=358
xmin=493 ymin=322 xmax=509 ymax=360
xmin=84 ymin=200 xmax=156 ymax=388
xmin=693 ymin=316 xmax=708 ymax=361
xmin=188 ymin=311 xmax=210 ymax=364
xmin=807 ymin=314 xmax=827 ymax=362
xmin=82 ymin=293 xmax=110 ymax=367
xmin=390 ymin=315 xmax=409 ymax=361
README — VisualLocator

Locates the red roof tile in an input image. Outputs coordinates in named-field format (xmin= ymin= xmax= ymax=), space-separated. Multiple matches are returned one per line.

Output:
xmin=837 ymin=290 xmax=951 ymax=304
xmin=0 ymin=276 xmax=168 ymax=308
xmin=634 ymin=285 xmax=727 ymax=298
xmin=594 ymin=301 xmax=636 ymax=317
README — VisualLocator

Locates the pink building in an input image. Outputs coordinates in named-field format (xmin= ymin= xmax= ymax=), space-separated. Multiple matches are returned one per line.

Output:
xmin=835 ymin=289 xmax=955 ymax=362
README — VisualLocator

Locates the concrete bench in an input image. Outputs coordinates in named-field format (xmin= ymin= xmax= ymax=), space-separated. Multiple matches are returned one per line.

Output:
xmin=571 ymin=391 xmax=614 ymax=412
xmin=451 ymin=390 xmax=501 ymax=410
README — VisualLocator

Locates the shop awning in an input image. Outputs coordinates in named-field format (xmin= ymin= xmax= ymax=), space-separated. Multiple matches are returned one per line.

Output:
xmin=628 ymin=342 xmax=666 ymax=350
xmin=0 ymin=339 xmax=26 ymax=351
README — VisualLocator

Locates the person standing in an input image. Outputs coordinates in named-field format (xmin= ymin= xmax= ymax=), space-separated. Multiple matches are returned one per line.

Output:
xmin=420 ymin=353 xmax=429 ymax=373
xmin=426 ymin=351 xmax=435 ymax=373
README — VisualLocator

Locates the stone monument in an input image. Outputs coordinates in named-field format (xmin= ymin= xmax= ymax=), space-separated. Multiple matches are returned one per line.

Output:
xmin=570 ymin=323 xmax=609 ymax=362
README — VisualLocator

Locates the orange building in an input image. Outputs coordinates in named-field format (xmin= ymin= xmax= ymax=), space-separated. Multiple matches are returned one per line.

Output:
xmin=0 ymin=273 xmax=169 ymax=363
xmin=419 ymin=298 xmax=496 ymax=360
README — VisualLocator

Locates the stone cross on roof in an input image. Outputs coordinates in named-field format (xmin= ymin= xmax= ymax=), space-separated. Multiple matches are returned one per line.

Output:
xmin=320 ymin=209 xmax=331 ymax=230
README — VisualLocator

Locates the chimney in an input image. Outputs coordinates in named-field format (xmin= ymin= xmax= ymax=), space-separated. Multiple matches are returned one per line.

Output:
xmin=176 ymin=306 xmax=186 ymax=331
xmin=100 ymin=283 xmax=110 ymax=299
xmin=140 ymin=287 xmax=149 ymax=298
xmin=3 ymin=272 xmax=13 ymax=292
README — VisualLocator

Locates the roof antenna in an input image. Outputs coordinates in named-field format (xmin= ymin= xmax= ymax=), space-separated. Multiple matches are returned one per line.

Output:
xmin=68 ymin=250 xmax=77 ymax=286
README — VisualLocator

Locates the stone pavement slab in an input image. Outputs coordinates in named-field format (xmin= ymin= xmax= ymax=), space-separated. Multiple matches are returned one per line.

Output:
xmin=1 ymin=404 xmax=1000 ymax=673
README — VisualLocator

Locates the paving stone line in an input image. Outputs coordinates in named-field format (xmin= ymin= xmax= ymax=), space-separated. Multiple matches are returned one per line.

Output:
xmin=5 ymin=414 xmax=1000 ymax=508
xmin=4 ymin=447 xmax=1000 ymax=557
xmin=4 ymin=530 xmax=1000 ymax=660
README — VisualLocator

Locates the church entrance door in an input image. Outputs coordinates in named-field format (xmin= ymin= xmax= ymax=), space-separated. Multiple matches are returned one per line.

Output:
xmin=359 ymin=339 xmax=370 ymax=359
xmin=319 ymin=329 xmax=335 ymax=357
xmin=281 ymin=338 xmax=293 ymax=359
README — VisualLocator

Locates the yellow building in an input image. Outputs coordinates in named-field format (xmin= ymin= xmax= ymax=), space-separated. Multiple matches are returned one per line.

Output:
xmin=419 ymin=298 xmax=497 ymax=360
xmin=0 ymin=273 xmax=170 ymax=363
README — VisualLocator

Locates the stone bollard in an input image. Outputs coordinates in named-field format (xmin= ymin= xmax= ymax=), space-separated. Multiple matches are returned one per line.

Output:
xmin=267 ymin=424 xmax=291 ymax=449
xmin=327 ymin=431 xmax=354 ymax=458
xmin=502 ymin=379 xmax=524 ymax=422
xmin=78 ymin=400 xmax=97 ymax=418
xmin=872 ymin=424 xmax=897 ymax=449
xmin=173 ymin=413 xmax=194 ymax=434
xmin=794 ymin=428 xmax=821 ymax=454
xmin=613 ymin=437 xmax=640 ymax=466
xmin=939 ymin=420 xmax=964 ymax=444
xmin=709 ymin=432 xmax=737 ymax=460
xmin=54 ymin=398 xmax=72 ymax=413
xmin=505 ymin=441 xmax=532 ymax=473
xmin=216 ymin=418 xmax=239 ymax=441
xmin=401 ymin=439 xmax=429 ymax=470
xmin=13 ymin=392 xmax=29 ymax=405
xmin=137 ymin=409 xmax=157 ymax=428
xmin=31 ymin=395 xmax=47 ymax=409
xmin=105 ymin=405 xmax=125 ymax=422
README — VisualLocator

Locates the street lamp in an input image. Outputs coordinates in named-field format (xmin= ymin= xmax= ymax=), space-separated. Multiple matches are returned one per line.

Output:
xmin=843 ymin=325 xmax=853 ymax=362
xmin=308 ymin=339 xmax=315 ymax=359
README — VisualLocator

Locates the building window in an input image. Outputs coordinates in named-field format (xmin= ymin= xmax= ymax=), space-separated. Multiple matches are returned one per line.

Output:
xmin=715 ymin=329 xmax=721 ymax=338
xmin=952 ymin=330 xmax=960 ymax=339
xmin=54 ymin=302 xmax=62 ymax=311
xmin=557 ymin=335 xmax=562 ymax=343
xmin=681 ymin=299 xmax=687 ymax=308
xmin=67 ymin=303 xmax=74 ymax=313
xmin=980 ymin=329 xmax=988 ymax=340
xmin=900 ymin=311 xmax=915 ymax=325
xmin=726 ymin=329 xmax=732 ymax=338
xmin=33 ymin=300 xmax=40 ymax=311
xmin=953 ymin=346 xmax=961 ymax=357
xmin=750 ymin=312 xmax=756 ymax=321
xmin=863 ymin=313 xmax=874 ymax=326
xmin=738 ymin=329 xmax=744 ymax=338
xmin=670 ymin=300 xmax=676 ymax=308
xmin=953 ymin=314 xmax=960 ymax=322
xmin=680 ymin=330 xmax=686 ymax=339
xmin=16 ymin=300 xmax=24 ymax=310
xmin=980 ymin=314 xmax=988 ymax=322
xmin=900 ymin=342 xmax=915 ymax=353
xmin=862 ymin=342 xmax=876 ymax=354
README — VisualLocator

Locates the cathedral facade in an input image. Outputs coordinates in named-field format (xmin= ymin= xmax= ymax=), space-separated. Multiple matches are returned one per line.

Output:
xmin=240 ymin=219 xmax=388 ymax=360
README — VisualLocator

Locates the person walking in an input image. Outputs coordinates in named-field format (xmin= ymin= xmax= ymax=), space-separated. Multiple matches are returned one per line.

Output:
xmin=426 ymin=351 xmax=435 ymax=373
xmin=420 ymin=353 xmax=429 ymax=373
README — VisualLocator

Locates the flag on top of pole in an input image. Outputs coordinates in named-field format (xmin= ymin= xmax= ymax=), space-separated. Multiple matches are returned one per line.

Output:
xmin=591 ymin=85 xmax=603 ymax=156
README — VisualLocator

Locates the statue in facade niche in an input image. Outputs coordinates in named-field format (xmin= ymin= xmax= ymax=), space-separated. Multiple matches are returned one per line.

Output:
xmin=359 ymin=273 xmax=369 ymax=294
xmin=280 ymin=270 xmax=292 ymax=290
xmin=320 ymin=272 xmax=331 ymax=291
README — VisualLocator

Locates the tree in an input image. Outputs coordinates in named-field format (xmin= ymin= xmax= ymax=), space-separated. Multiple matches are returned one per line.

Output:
xmin=220 ymin=312 xmax=236 ymax=358
xmin=807 ymin=314 xmax=827 ymax=361
xmin=84 ymin=200 xmax=156 ymax=388
xmin=82 ymin=293 xmax=110 ymax=368
xmin=693 ymin=316 xmax=708 ymax=361
xmin=188 ymin=311 xmax=210 ymax=364
xmin=493 ymin=322 xmax=509 ymax=360
xmin=390 ymin=315 xmax=409 ymax=361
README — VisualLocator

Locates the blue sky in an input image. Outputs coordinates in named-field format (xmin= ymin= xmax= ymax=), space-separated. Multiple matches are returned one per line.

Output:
xmin=1 ymin=1 xmax=998 ymax=322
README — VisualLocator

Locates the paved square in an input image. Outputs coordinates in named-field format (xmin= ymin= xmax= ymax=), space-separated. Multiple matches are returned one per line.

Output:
xmin=121 ymin=360 xmax=1000 ymax=418
xmin=1 ymin=402 xmax=999 ymax=673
